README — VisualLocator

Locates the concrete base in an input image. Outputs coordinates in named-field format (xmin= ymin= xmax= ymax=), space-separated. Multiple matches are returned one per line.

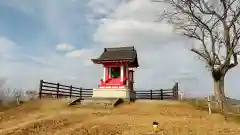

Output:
xmin=92 ymin=88 xmax=136 ymax=102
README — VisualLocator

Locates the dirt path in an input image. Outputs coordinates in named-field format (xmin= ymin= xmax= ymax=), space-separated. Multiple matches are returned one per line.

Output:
xmin=0 ymin=99 xmax=239 ymax=135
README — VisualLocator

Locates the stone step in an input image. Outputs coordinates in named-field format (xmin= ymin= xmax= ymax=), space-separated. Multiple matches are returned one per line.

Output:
xmin=68 ymin=97 xmax=124 ymax=108
xmin=68 ymin=97 xmax=82 ymax=106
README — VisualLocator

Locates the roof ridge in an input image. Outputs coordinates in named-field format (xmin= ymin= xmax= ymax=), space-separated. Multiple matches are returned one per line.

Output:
xmin=104 ymin=46 xmax=135 ymax=52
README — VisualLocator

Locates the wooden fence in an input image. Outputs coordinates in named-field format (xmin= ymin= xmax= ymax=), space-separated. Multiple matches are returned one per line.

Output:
xmin=39 ymin=80 xmax=92 ymax=99
xmin=39 ymin=80 xmax=179 ymax=100
xmin=135 ymin=83 xmax=179 ymax=100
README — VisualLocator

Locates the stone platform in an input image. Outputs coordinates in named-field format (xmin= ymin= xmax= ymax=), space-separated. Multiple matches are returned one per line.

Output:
xmin=68 ymin=97 xmax=124 ymax=108
xmin=68 ymin=88 xmax=135 ymax=108
xmin=92 ymin=88 xmax=136 ymax=102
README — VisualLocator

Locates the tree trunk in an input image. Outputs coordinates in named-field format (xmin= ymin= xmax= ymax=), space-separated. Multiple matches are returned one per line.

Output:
xmin=213 ymin=76 xmax=228 ymax=116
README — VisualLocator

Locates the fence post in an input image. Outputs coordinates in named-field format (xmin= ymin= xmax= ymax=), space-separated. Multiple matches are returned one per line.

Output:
xmin=150 ymin=90 xmax=152 ymax=100
xmin=175 ymin=82 xmax=179 ymax=100
xmin=39 ymin=80 xmax=43 ymax=99
xmin=79 ymin=87 xmax=82 ymax=99
xmin=69 ymin=85 xmax=72 ymax=98
xmin=160 ymin=89 xmax=163 ymax=100
xmin=207 ymin=96 xmax=212 ymax=114
xmin=172 ymin=86 xmax=175 ymax=100
xmin=180 ymin=91 xmax=184 ymax=100
xmin=56 ymin=83 xmax=60 ymax=98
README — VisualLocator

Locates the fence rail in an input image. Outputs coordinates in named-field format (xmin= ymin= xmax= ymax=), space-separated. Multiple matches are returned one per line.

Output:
xmin=39 ymin=80 xmax=92 ymax=99
xmin=135 ymin=84 xmax=179 ymax=100
xmin=39 ymin=80 xmax=179 ymax=100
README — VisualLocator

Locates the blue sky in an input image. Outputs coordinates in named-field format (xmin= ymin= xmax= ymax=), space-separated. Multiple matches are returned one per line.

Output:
xmin=0 ymin=0 xmax=95 ymax=51
xmin=0 ymin=0 xmax=240 ymax=99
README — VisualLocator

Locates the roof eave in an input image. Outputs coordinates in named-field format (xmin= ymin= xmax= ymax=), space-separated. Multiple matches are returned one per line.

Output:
xmin=91 ymin=59 xmax=137 ymax=65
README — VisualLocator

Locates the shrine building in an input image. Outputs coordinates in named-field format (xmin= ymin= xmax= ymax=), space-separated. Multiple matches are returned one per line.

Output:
xmin=91 ymin=46 xmax=139 ymax=101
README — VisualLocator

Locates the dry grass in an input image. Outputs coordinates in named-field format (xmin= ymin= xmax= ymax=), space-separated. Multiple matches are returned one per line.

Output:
xmin=0 ymin=99 xmax=240 ymax=135
xmin=185 ymin=99 xmax=240 ymax=123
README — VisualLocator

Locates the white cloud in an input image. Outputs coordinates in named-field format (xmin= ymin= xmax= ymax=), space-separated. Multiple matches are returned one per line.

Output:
xmin=65 ymin=47 xmax=102 ymax=67
xmin=65 ymin=50 xmax=84 ymax=57
xmin=0 ymin=37 xmax=17 ymax=54
xmin=94 ymin=19 xmax=174 ymax=47
xmin=87 ymin=0 xmax=121 ymax=23
xmin=111 ymin=0 xmax=168 ymax=21
xmin=91 ymin=0 xmax=176 ymax=48
xmin=56 ymin=43 xmax=74 ymax=51
xmin=0 ymin=46 xmax=101 ymax=90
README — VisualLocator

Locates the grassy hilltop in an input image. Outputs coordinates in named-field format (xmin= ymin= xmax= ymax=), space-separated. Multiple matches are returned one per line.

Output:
xmin=0 ymin=99 xmax=239 ymax=135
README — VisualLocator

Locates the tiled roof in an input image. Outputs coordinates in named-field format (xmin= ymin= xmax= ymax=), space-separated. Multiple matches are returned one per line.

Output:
xmin=91 ymin=46 xmax=139 ymax=67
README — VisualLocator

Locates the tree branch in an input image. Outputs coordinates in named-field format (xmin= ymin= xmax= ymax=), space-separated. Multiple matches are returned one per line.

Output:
xmin=228 ymin=52 xmax=238 ymax=69
xmin=156 ymin=0 xmax=240 ymax=73
xmin=229 ymin=8 xmax=240 ymax=27
xmin=191 ymin=48 xmax=211 ymax=64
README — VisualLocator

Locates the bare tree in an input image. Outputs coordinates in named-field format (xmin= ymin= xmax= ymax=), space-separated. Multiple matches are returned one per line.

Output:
xmin=4 ymin=88 xmax=23 ymax=105
xmin=0 ymin=78 xmax=23 ymax=105
xmin=13 ymin=88 xmax=22 ymax=105
xmin=0 ymin=79 xmax=6 ymax=90
xmin=154 ymin=0 xmax=240 ymax=114
xmin=0 ymin=78 xmax=6 ymax=103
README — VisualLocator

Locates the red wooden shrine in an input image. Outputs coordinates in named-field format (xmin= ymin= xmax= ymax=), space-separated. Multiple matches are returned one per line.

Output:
xmin=91 ymin=46 xmax=139 ymax=90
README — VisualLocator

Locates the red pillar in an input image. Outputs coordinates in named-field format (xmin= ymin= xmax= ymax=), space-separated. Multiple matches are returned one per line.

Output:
xmin=105 ymin=67 xmax=109 ymax=81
